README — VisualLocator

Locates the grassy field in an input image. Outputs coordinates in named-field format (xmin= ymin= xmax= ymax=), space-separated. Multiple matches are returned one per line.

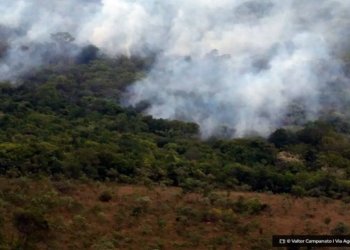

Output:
xmin=0 ymin=177 xmax=349 ymax=250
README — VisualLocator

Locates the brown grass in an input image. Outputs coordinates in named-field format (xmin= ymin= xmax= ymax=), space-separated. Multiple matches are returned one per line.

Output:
xmin=0 ymin=178 xmax=348 ymax=250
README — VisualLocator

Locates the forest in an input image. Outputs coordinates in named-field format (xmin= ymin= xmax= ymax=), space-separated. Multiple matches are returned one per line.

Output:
xmin=0 ymin=53 xmax=350 ymax=200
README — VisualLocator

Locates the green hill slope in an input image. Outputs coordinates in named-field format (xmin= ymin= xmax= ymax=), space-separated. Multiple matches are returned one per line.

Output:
xmin=0 ymin=57 xmax=350 ymax=199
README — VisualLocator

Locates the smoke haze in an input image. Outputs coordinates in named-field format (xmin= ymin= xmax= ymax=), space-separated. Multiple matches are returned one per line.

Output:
xmin=1 ymin=0 xmax=350 ymax=137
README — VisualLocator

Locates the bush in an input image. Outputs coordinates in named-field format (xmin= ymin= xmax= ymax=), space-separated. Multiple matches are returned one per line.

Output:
xmin=251 ymin=237 xmax=272 ymax=250
xmin=331 ymin=222 xmax=350 ymax=235
xmin=53 ymin=180 xmax=75 ymax=194
xmin=131 ymin=196 xmax=151 ymax=217
xmin=269 ymin=128 xmax=296 ymax=148
xmin=176 ymin=206 xmax=201 ymax=223
xmin=324 ymin=217 xmax=331 ymax=225
xmin=291 ymin=185 xmax=306 ymax=197
xmin=99 ymin=191 xmax=113 ymax=202
xmin=231 ymin=196 xmax=269 ymax=215
xmin=221 ymin=210 xmax=238 ymax=230
xmin=14 ymin=210 xmax=49 ymax=234
xmin=13 ymin=209 xmax=49 ymax=247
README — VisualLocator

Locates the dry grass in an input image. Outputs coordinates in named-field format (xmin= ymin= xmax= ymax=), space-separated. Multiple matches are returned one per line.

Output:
xmin=0 ymin=177 xmax=348 ymax=249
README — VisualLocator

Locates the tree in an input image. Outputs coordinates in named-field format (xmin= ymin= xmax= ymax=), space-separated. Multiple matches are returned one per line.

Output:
xmin=268 ymin=128 xmax=296 ymax=148
xmin=50 ymin=32 xmax=75 ymax=43
xmin=76 ymin=45 xmax=99 ymax=64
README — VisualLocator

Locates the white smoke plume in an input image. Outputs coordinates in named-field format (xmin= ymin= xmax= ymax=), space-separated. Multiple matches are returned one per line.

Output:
xmin=1 ymin=0 xmax=350 ymax=137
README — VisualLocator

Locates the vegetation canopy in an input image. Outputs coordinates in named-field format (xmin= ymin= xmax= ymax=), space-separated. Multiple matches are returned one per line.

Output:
xmin=0 ymin=55 xmax=349 ymax=200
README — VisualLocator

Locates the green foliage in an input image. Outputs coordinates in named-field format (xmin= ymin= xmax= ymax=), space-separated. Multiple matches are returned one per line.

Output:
xmin=0 ymin=56 xmax=349 ymax=199
xmin=230 ymin=196 xmax=268 ymax=215
xmin=131 ymin=196 xmax=151 ymax=217
xmin=269 ymin=128 xmax=296 ymax=148
xmin=291 ymin=185 xmax=306 ymax=197
xmin=214 ymin=138 xmax=277 ymax=166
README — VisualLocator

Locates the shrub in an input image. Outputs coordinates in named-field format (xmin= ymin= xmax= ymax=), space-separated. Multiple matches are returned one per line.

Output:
xmin=30 ymin=191 xmax=60 ymax=213
xmin=247 ymin=198 xmax=269 ymax=215
xmin=291 ymin=185 xmax=306 ymax=197
xmin=53 ymin=180 xmax=75 ymax=194
xmin=13 ymin=209 xmax=49 ymax=247
xmin=331 ymin=222 xmax=350 ymax=235
xmin=2 ymin=190 xmax=26 ymax=206
xmin=99 ymin=191 xmax=113 ymax=202
xmin=72 ymin=215 xmax=87 ymax=230
xmin=131 ymin=196 xmax=151 ymax=217
xmin=231 ymin=196 xmax=269 ymax=215
xmin=14 ymin=210 xmax=48 ymax=231
xmin=324 ymin=217 xmax=331 ymax=225
xmin=157 ymin=218 xmax=166 ymax=230
xmin=221 ymin=210 xmax=238 ymax=230
xmin=180 ymin=178 xmax=205 ymax=194
xmin=209 ymin=234 xmax=234 ymax=248
xmin=341 ymin=196 xmax=350 ymax=204
xmin=91 ymin=239 xmax=116 ymax=250
xmin=201 ymin=208 xmax=222 ymax=223
xmin=251 ymin=237 xmax=272 ymax=250
xmin=176 ymin=206 xmax=201 ymax=223
xmin=61 ymin=197 xmax=84 ymax=213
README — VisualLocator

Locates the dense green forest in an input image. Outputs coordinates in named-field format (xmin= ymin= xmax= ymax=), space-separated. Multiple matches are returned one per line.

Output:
xmin=1 ymin=54 xmax=350 ymax=199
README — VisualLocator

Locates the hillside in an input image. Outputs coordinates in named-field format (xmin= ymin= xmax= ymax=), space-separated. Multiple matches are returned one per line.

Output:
xmin=0 ymin=57 xmax=350 ymax=199
xmin=0 ymin=57 xmax=350 ymax=249
xmin=0 ymin=178 xmax=349 ymax=250
xmin=2 ymin=1 xmax=350 ymax=250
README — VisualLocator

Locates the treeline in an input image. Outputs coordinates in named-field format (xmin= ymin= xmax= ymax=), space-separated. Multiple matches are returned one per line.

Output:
xmin=1 ymin=56 xmax=350 ymax=199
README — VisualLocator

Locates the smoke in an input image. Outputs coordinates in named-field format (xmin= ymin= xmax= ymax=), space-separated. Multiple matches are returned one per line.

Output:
xmin=1 ymin=0 xmax=350 ymax=137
